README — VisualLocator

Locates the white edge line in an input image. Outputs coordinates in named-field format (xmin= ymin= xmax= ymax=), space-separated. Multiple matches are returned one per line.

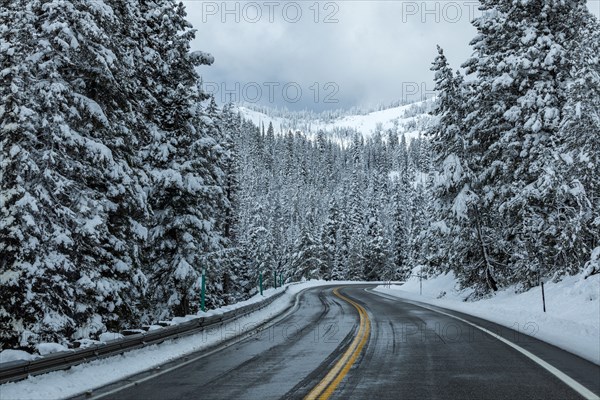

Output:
xmin=87 ymin=290 xmax=305 ymax=400
xmin=366 ymin=288 xmax=600 ymax=400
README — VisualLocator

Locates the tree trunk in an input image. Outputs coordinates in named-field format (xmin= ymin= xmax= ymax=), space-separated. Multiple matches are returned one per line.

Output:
xmin=474 ymin=207 xmax=498 ymax=292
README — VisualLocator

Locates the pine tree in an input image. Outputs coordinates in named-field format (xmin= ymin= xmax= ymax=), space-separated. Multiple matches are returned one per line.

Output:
xmin=219 ymin=102 xmax=242 ymax=242
xmin=291 ymin=212 xmax=322 ymax=280
xmin=320 ymin=197 xmax=340 ymax=280
xmin=346 ymin=134 xmax=366 ymax=279
xmin=244 ymin=202 xmax=273 ymax=293
xmin=426 ymin=46 xmax=477 ymax=278
xmin=333 ymin=186 xmax=352 ymax=280
xmin=139 ymin=0 xmax=226 ymax=318
xmin=363 ymin=205 xmax=389 ymax=281
xmin=391 ymin=183 xmax=410 ymax=280
xmin=558 ymin=16 xmax=600 ymax=269
xmin=459 ymin=0 xmax=598 ymax=288
xmin=390 ymin=134 xmax=414 ymax=279
xmin=0 ymin=0 xmax=159 ymax=347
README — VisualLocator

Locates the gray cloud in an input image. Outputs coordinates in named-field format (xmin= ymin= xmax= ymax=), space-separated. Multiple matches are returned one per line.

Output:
xmin=183 ymin=0 xmax=600 ymax=111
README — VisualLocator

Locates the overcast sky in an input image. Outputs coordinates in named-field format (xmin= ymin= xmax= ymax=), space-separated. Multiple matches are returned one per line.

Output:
xmin=182 ymin=1 xmax=600 ymax=112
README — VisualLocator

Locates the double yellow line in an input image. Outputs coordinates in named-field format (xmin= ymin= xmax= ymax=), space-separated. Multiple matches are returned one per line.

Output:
xmin=304 ymin=287 xmax=371 ymax=400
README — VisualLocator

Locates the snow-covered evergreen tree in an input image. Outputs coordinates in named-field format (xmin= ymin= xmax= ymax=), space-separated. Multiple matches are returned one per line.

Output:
xmin=424 ymin=0 xmax=600 ymax=292
xmin=558 ymin=15 xmax=600 ymax=270
xmin=363 ymin=208 xmax=389 ymax=281
xmin=1 ymin=0 xmax=150 ymax=348
xmin=291 ymin=212 xmax=322 ymax=280
xmin=460 ymin=0 xmax=598 ymax=287
xmin=139 ymin=0 xmax=226 ymax=318
xmin=320 ymin=197 xmax=340 ymax=280
xmin=426 ymin=46 xmax=480 ymax=279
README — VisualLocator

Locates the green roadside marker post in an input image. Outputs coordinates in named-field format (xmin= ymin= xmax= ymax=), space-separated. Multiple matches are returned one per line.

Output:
xmin=201 ymin=268 xmax=206 ymax=312
xmin=274 ymin=270 xmax=277 ymax=289
xmin=259 ymin=271 xmax=263 ymax=296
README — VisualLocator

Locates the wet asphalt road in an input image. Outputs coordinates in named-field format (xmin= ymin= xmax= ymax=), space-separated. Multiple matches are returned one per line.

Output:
xmin=82 ymin=285 xmax=600 ymax=400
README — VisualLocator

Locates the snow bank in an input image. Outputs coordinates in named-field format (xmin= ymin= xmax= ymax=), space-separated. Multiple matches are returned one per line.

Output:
xmin=98 ymin=333 xmax=124 ymax=342
xmin=36 ymin=343 xmax=69 ymax=356
xmin=0 ymin=350 xmax=38 ymax=363
xmin=0 ymin=280 xmax=361 ymax=400
xmin=374 ymin=270 xmax=600 ymax=365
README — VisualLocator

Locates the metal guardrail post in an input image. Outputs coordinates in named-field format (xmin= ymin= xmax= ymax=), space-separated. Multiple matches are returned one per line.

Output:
xmin=259 ymin=271 xmax=263 ymax=296
xmin=201 ymin=269 xmax=206 ymax=312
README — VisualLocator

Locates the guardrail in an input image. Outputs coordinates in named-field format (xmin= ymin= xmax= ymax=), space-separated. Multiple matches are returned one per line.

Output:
xmin=0 ymin=287 xmax=290 ymax=385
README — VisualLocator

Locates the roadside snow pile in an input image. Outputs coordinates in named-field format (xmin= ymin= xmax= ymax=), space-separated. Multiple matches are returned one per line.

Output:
xmin=98 ymin=333 xmax=124 ymax=342
xmin=36 ymin=343 xmax=69 ymax=356
xmin=585 ymin=246 xmax=600 ymax=277
xmin=0 ymin=350 xmax=38 ymax=363
xmin=374 ymin=269 xmax=600 ymax=364
xmin=0 ymin=280 xmax=358 ymax=400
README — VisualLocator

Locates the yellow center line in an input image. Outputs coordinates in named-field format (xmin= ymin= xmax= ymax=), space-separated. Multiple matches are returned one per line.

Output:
xmin=304 ymin=287 xmax=371 ymax=400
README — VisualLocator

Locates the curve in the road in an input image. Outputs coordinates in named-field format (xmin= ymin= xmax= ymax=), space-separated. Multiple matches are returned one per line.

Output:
xmin=304 ymin=287 xmax=371 ymax=400
xmin=68 ymin=284 xmax=599 ymax=400
xmin=368 ymin=289 xmax=600 ymax=400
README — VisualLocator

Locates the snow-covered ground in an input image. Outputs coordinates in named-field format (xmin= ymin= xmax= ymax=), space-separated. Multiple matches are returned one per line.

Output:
xmin=239 ymin=106 xmax=287 ymax=134
xmin=374 ymin=269 xmax=600 ymax=365
xmin=0 ymin=280 xmax=361 ymax=400
xmin=318 ymin=105 xmax=421 ymax=135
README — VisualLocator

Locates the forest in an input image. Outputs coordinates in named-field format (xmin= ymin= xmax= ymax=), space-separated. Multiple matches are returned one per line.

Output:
xmin=1 ymin=0 xmax=598 ymax=350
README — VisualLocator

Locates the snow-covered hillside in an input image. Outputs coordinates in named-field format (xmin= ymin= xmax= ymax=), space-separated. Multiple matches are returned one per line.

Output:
xmin=237 ymin=101 xmax=435 ymax=142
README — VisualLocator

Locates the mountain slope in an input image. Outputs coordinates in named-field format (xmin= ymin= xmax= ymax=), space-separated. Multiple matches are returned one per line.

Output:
xmin=237 ymin=101 xmax=436 ymax=142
